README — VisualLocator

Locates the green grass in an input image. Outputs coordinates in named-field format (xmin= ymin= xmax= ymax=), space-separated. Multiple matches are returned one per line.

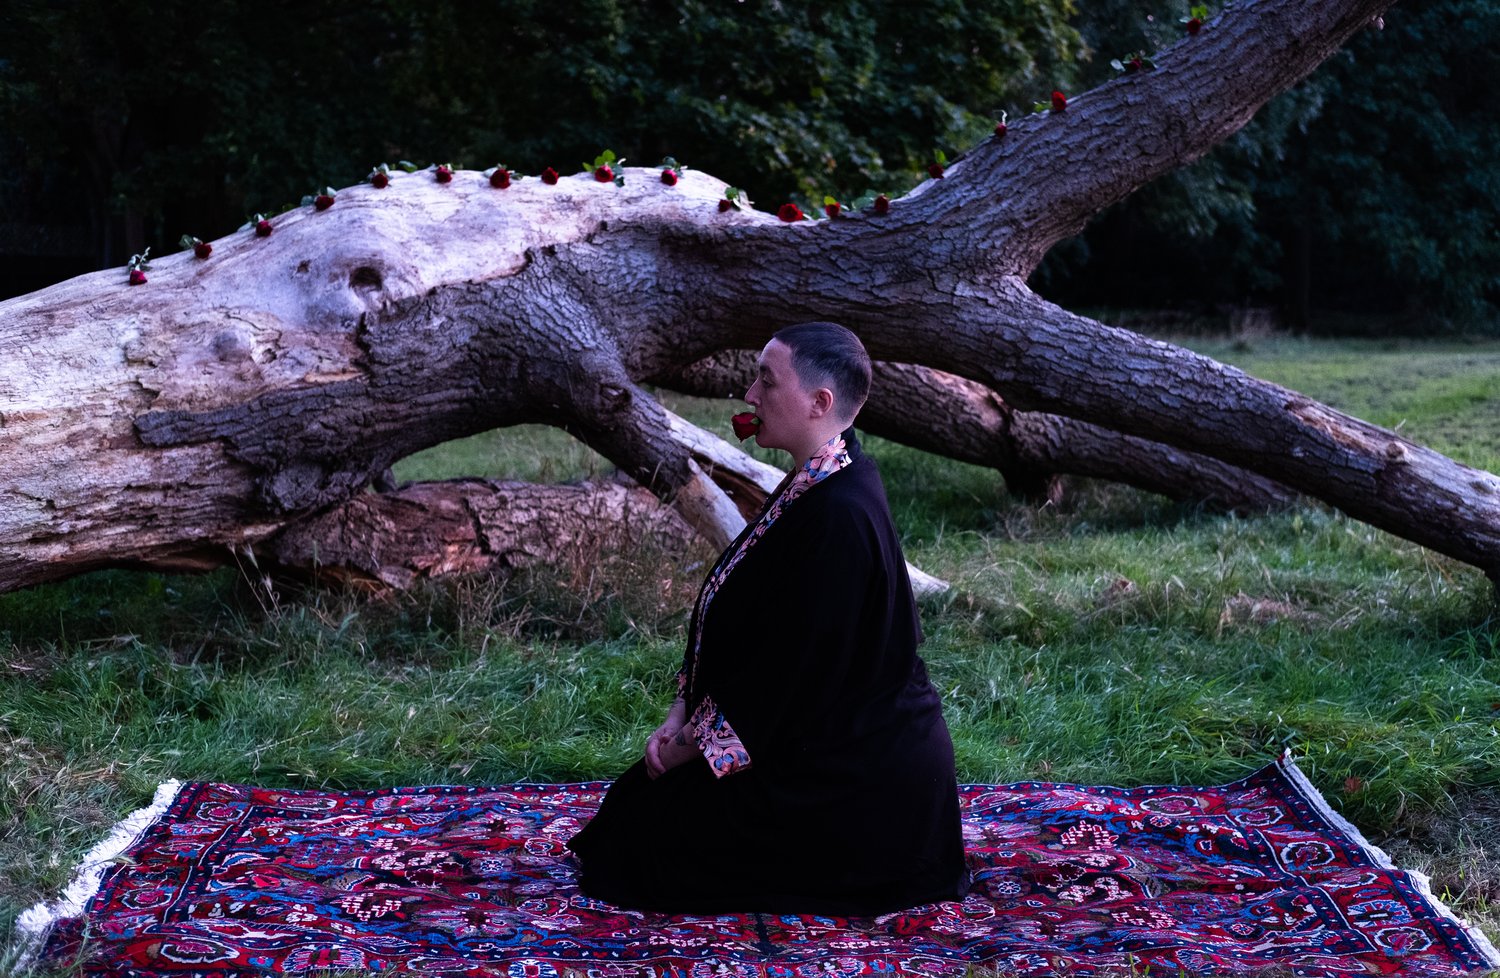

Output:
xmin=4 ymin=337 xmax=1500 ymax=975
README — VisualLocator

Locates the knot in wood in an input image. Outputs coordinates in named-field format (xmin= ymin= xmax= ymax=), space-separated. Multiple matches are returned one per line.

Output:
xmin=212 ymin=329 xmax=253 ymax=363
xmin=600 ymin=383 xmax=631 ymax=411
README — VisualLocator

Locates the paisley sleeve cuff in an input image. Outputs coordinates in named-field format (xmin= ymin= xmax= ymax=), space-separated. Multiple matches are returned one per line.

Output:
xmin=688 ymin=696 xmax=752 ymax=778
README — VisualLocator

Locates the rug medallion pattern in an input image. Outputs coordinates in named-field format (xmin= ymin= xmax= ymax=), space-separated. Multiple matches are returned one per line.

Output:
xmin=27 ymin=757 xmax=1498 ymax=976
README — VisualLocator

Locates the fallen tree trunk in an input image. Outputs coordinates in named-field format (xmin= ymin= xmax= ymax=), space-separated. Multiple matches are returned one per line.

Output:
xmin=4 ymin=0 xmax=1497 ymax=596
xmin=662 ymin=352 xmax=1300 ymax=512
xmin=265 ymin=479 xmax=702 ymax=591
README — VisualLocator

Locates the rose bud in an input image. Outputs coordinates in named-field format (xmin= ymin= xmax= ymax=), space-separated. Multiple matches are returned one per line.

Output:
xmin=660 ymin=168 xmax=678 ymax=186
xmin=128 ymin=268 xmax=147 ymax=285
xmin=594 ymin=165 xmax=614 ymax=182
xmin=314 ymin=193 xmax=335 ymax=211
xmin=490 ymin=168 xmax=511 ymax=189
xmin=824 ymin=200 xmax=841 ymax=219
xmin=927 ymin=162 xmax=945 ymax=179
xmin=730 ymin=412 xmax=761 ymax=440
xmin=255 ymin=219 xmax=273 ymax=237
xmin=1186 ymin=17 xmax=1202 ymax=34
xmin=873 ymin=194 xmax=891 ymax=215
xmin=541 ymin=167 xmax=559 ymax=185
xmin=994 ymin=122 xmax=1007 ymax=137
xmin=777 ymin=203 xmax=805 ymax=222
xmin=435 ymin=164 xmax=453 ymax=183
xmin=718 ymin=199 xmax=734 ymax=212
xmin=181 ymin=235 xmax=212 ymax=259
xmin=371 ymin=171 xmax=389 ymax=188
xmin=1051 ymin=90 xmax=1067 ymax=112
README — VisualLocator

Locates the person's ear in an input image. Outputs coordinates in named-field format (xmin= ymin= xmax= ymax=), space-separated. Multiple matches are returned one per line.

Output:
xmin=810 ymin=386 xmax=835 ymax=418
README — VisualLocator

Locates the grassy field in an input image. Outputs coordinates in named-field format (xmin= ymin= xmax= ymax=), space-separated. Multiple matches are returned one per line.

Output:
xmin=2 ymin=335 xmax=1499 ymax=974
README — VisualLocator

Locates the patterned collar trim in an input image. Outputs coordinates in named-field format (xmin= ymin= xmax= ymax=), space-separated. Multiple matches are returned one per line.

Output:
xmin=795 ymin=432 xmax=852 ymax=489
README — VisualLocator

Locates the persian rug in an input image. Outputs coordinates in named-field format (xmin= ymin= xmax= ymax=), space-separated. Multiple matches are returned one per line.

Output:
xmin=16 ymin=754 xmax=1499 ymax=977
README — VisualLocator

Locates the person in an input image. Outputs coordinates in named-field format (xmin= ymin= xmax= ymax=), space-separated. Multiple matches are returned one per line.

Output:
xmin=566 ymin=321 xmax=967 ymax=915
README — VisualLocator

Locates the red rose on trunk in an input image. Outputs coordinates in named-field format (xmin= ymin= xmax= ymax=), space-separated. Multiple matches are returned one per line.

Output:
xmin=314 ymin=193 xmax=335 ymax=211
xmin=660 ymin=168 xmax=678 ymax=186
xmin=873 ymin=194 xmax=891 ymax=215
xmin=777 ymin=203 xmax=805 ymax=222
xmin=731 ymin=412 xmax=761 ymax=440
xmin=490 ymin=168 xmax=511 ymax=188
xmin=541 ymin=167 xmax=559 ymax=185
xmin=371 ymin=172 xmax=389 ymax=188
xmin=594 ymin=165 xmax=614 ymax=182
xmin=1186 ymin=17 xmax=1203 ymax=34
xmin=126 ymin=248 xmax=151 ymax=284
xmin=435 ymin=165 xmax=453 ymax=183
xmin=927 ymin=162 xmax=945 ymax=179
xmin=1051 ymin=90 xmax=1067 ymax=112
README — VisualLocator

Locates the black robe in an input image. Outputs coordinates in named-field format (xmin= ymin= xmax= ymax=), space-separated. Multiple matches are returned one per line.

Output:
xmin=566 ymin=431 xmax=967 ymax=914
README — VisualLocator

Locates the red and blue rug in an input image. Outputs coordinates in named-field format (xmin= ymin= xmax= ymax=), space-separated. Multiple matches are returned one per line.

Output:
xmin=17 ymin=755 xmax=1499 ymax=977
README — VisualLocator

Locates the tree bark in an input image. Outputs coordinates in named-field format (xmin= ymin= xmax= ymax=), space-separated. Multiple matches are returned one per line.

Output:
xmin=5 ymin=0 xmax=1496 ymax=596
xmin=264 ymin=479 xmax=703 ymax=591
xmin=661 ymin=351 xmax=1299 ymax=512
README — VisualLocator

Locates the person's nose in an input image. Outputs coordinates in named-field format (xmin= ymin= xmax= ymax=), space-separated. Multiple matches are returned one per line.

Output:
xmin=744 ymin=380 xmax=759 ymax=407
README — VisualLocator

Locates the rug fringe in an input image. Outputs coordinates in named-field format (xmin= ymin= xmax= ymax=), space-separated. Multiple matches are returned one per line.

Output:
xmin=1276 ymin=751 xmax=1500 ymax=969
xmin=9 ymin=778 xmax=185 ymax=972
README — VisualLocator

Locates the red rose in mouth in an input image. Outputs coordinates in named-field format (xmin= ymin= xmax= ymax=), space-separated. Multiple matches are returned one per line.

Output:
xmin=541 ymin=167 xmax=559 ymax=185
xmin=731 ymin=412 xmax=761 ymax=440
xmin=777 ymin=203 xmax=805 ymax=222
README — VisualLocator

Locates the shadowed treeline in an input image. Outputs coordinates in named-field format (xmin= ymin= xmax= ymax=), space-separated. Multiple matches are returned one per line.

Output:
xmin=0 ymin=1 xmax=1495 ymax=328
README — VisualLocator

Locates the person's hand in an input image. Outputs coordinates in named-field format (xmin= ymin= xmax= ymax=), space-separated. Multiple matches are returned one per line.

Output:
xmin=645 ymin=698 xmax=690 ymax=778
xmin=646 ymin=726 xmax=701 ymax=779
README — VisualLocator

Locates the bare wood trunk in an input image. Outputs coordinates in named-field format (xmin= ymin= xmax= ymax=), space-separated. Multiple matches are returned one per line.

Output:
xmin=5 ymin=0 xmax=1493 ymax=596
xmin=264 ymin=479 xmax=701 ymax=590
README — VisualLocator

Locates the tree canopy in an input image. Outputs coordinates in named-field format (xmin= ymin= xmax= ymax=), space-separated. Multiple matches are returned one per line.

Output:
xmin=1 ymin=0 xmax=1494 ymax=327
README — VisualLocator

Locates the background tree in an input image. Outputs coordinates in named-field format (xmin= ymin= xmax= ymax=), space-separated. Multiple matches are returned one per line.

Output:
xmin=1034 ymin=0 xmax=1500 ymax=330
xmin=0 ymin=0 xmax=1080 ymax=296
